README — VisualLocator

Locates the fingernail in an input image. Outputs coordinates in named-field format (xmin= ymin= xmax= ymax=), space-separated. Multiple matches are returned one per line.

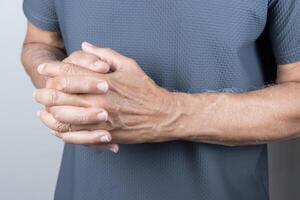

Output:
xmin=92 ymin=60 xmax=105 ymax=70
xmin=92 ymin=61 xmax=110 ymax=73
xmin=97 ymin=111 xmax=108 ymax=121
xmin=37 ymin=64 xmax=46 ymax=74
xmin=36 ymin=110 xmax=42 ymax=117
xmin=82 ymin=41 xmax=93 ymax=47
xmin=100 ymin=135 xmax=111 ymax=142
xmin=110 ymin=145 xmax=119 ymax=153
xmin=97 ymin=82 xmax=109 ymax=92
xmin=94 ymin=60 xmax=103 ymax=66
xmin=33 ymin=90 xmax=37 ymax=98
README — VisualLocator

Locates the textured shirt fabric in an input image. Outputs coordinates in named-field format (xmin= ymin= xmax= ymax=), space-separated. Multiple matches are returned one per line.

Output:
xmin=23 ymin=1 xmax=300 ymax=200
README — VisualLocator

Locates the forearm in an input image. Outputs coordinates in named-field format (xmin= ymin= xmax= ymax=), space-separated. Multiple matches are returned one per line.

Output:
xmin=171 ymin=82 xmax=300 ymax=146
xmin=21 ymin=43 xmax=66 ymax=88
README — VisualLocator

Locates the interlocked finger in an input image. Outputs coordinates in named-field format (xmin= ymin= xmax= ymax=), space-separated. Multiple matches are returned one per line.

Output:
xmin=34 ymin=89 xmax=89 ymax=107
xmin=64 ymin=51 xmax=110 ymax=73
xmin=46 ymin=76 xmax=108 ymax=94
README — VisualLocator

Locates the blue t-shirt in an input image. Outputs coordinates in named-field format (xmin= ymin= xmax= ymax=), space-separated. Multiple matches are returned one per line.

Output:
xmin=23 ymin=1 xmax=300 ymax=200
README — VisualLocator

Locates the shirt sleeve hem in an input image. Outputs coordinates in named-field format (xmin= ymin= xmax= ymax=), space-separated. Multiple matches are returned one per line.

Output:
xmin=23 ymin=2 xmax=60 ymax=32
xmin=276 ymin=46 xmax=300 ymax=65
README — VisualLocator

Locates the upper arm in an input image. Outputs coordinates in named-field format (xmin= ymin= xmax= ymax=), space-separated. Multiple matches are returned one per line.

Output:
xmin=268 ymin=0 xmax=300 ymax=65
xmin=24 ymin=22 xmax=64 ymax=50
xmin=267 ymin=0 xmax=300 ymax=83
xmin=23 ymin=0 xmax=63 ymax=49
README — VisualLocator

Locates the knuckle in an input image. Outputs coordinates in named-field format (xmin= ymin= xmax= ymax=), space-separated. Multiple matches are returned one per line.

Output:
xmin=50 ymin=77 xmax=66 ymax=90
xmin=61 ymin=64 xmax=75 ymax=74
xmin=127 ymin=58 xmax=137 ymax=66
xmin=82 ymin=96 xmax=100 ymax=108
xmin=95 ymin=97 xmax=107 ymax=108
xmin=70 ymin=50 xmax=82 ymax=58
xmin=78 ymin=114 xmax=89 ymax=124
xmin=103 ymin=48 xmax=113 ymax=54
xmin=86 ymin=80 xmax=95 ymax=91
xmin=104 ymin=47 xmax=112 ymax=51
xmin=50 ymin=109 xmax=60 ymax=120
xmin=63 ymin=77 xmax=72 ymax=90
xmin=107 ymin=102 xmax=120 ymax=112
xmin=78 ymin=95 xmax=92 ymax=107
xmin=48 ymin=90 xmax=59 ymax=105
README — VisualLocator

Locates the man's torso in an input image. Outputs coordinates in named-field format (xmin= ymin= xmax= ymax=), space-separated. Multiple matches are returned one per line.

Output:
xmin=54 ymin=1 xmax=270 ymax=199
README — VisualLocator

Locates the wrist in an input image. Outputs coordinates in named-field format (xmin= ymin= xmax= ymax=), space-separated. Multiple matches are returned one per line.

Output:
xmin=161 ymin=91 xmax=226 ymax=143
xmin=169 ymin=92 xmax=201 ymax=141
xmin=155 ymin=90 xmax=199 ymax=142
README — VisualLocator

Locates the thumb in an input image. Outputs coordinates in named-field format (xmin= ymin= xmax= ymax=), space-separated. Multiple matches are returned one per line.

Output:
xmin=63 ymin=51 xmax=110 ymax=74
xmin=81 ymin=42 xmax=124 ymax=71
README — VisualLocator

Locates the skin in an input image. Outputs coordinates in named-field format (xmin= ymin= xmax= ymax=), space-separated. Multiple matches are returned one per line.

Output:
xmin=22 ymin=22 xmax=118 ymax=152
xmin=23 ymin=22 xmax=300 ymax=152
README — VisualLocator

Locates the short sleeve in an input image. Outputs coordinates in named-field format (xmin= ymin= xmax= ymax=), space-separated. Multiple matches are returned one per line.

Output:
xmin=23 ymin=0 xmax=60 ymax=32
xmin=268 ymin=0 xmax=300 ymax=64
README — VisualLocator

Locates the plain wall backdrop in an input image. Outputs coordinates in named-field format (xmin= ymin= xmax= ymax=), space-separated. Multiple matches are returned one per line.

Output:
xmin=0 ymin=1 xmax=300 ymax=199
xmin=0 ymin=1 xmax=63 ymax=199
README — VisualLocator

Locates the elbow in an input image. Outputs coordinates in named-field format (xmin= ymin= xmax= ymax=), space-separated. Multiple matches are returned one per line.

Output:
xmin=20 ymin=43 xmax=33 ymax=77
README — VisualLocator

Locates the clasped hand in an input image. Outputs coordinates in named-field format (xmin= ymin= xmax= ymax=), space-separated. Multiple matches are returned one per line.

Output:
xmin=34 ymin=42 xmax=178 ymax=152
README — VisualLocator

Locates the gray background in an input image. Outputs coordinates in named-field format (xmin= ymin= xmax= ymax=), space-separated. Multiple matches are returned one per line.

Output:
xmin=0 ymin=0 xmax=299 ymax=199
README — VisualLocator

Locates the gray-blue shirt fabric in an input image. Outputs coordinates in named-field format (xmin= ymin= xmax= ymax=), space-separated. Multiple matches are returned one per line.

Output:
xmin=23 ymin=1 xmax=300 ymax=200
